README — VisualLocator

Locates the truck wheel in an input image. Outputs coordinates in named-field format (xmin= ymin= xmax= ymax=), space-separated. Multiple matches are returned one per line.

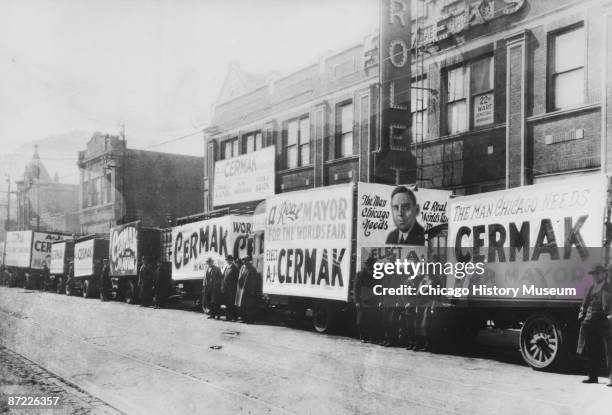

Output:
xmin=125 ymin=281 xmax=137 ymax=304
xmin=83 ymin=280 xmax=91 ymax=298
xmin=312 ymin=302 xmax=336 ymax=333
xmin=520 ymin=313 xmax=566 ymax=371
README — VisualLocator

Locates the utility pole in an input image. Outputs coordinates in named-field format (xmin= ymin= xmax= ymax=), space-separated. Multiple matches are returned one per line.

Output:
xmin=2 ymin=174 xmax=12 ymax=266
xmin=6 ymin=174 xmax=11 ymax=233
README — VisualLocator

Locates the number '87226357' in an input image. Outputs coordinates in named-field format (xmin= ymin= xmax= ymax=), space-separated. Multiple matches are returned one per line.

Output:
xmin=7 ymin=395 xmax=60 ymax=407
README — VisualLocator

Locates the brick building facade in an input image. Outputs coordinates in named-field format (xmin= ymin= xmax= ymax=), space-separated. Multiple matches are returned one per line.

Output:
xmin=203 ymin=0 xmax=612 ymax=211
xmin=203 ymin=39 xmax=383 ymax=212
xmin=77 ymin=133 xmax=204 ymax=233
xmin=408 ymin=0 xmax=612 ymax=193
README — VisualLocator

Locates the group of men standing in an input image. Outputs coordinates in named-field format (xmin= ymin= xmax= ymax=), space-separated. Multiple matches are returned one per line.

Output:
xmin=128 ymin=257 xmax=172 ymax=308
xmin=202 ymin=255 xmax=261 ymax=323
xmin=354 ymin=254 xmax=438 ymax=350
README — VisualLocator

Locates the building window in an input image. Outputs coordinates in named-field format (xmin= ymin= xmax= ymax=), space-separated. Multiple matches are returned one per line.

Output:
xmin=550 ymin=25 xmax=584 ymax=110
xmin=445 ymin=55 xmax=494 ymax=134
xmin=284 ymin=116 xmax=310 ymax=169
xmin=244 ymin=131 xmax=264 ymax=153
xmin=245 ymin=134 xmax=255 ymax=153
xmin=264 ymin=127 xmax=274 ymax=147
xmin=446 ymin=66 xmax=467 ymax=134
xmin=104 ymin=173 xmax=112 ymax=203
xmin=222 ymin=137 xmax=239 ymax=160
xmin=411 ymin=77 xmax=429 ymax=141
xmin=299 ymin=118 xmax=310 ymax=166
xmin=337 ymin=102 xmax=354 ymax=157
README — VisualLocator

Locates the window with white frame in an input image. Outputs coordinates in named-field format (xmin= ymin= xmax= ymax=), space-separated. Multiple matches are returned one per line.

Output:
xmin=471 ymin=56 xmax=494 ymax=127
xmin=222 ymin=138 xmax=239 ymax=160
xmin=411 ymin=77 xmax=429 ymax=141
xmin=286 ymin=120 xmax=298 ymax=169
xmin=245 ymin=134 xmax=255 ymax=153
xmin=284 ymin=116 xmax=310 ymax=169
xmin=243 ymin=131 xmax=264 ymax=153
xmin=337 ymin=102 xmax=354 ymax=157
xmin=446 ymin=66 xmax=468 ymax=134
xmin=550 ymin=25 xmax=584 ymax=110
xmin=445 ymin=55 xmax=494 ymax=134
xmin=299 ymin=118 xmax=310 ymax=166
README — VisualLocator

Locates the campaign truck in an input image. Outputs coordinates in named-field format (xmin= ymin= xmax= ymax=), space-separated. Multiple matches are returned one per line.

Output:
xmin=442 ymin=174 xmax=610 ymax=370
xmin=49 ymin=239 xmax=75 ymax=293
xmin=65 ymin=235 xmax=109 ymax=298
xmin=4 ymin=230 xmax=68 ymax=289
xmin=171 ymin=214 xmax=253 ymax=305
xmin=109 ymin=221 xmax=161 ymax=304
xmin=259 ymin=182 xmax=451 ymax=332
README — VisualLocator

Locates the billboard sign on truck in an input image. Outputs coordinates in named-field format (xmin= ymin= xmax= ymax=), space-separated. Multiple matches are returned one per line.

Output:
xmin=357 ymin=182 xmax=451 ymax=245
xmin=50 ymin=241 xmax=68 ymax=274
xmin=5 ymin=231 xmax=33 ymax=267
xmin=74 ymin=239 xmax=95 ymax=277
xmin=263 ymin=184 xmax=354 ymax=301
xmin=31 ymin=232 xmax=65 ymax=269
xmin=5 ymin=231 xmax=65 ymax=269
xmin=447 ymin=174 xmax=608 ymax=302
xmin=110 ymin=222 xmax=139 ymax=276
xmin=171 ymin=215 xmax=253 ymax=280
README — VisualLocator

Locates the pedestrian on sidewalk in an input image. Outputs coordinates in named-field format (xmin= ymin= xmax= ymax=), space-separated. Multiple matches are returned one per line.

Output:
xmin=235 ymin=256 xmax=259 ymax=323
xmin=153 ymin=261 xmax=170 ymax=309
xmin=354 ymin=255 xmax=379 ymax=343
xmin=577 ymin=263 xmax=612 ymax=386
xmin=138 ymin=256 xmax=155 ymax=307
xmin=221 ymin=255 xmax=239 ymax=321
xmin=203 ymin=257 xmax=223 ymax=319
xmin=100 ymin=259 xmax=111 ymax=301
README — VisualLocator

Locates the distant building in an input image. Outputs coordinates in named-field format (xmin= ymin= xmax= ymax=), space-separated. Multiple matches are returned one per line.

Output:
xmin=15 ymin=145 xmax=80 ymax=233
xmin=77 ymin=133 xmax=204 ymax=233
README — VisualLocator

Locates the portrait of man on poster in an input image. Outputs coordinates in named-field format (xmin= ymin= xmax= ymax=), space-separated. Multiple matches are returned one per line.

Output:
xmin=386 ymin=186 xmax=425 ymax=246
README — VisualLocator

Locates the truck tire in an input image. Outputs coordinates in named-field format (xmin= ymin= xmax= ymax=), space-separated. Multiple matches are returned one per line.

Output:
xmin=124 ymin=281 xmax=137 ymax=304
xmin=520 ymin=313 xmax=567 ymax=371
xmin=312 ymin=301 xmax=336 ymax=333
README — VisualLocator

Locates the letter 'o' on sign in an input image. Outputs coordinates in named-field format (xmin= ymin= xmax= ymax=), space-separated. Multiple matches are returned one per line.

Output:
xmin=389 ymin=39 xmax=408 ymax=68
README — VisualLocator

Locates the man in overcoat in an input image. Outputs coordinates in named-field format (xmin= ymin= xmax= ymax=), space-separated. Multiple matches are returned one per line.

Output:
xmin=221 ymin=255 xmax=239 ymax=321
xmin=577 ymin=263 xmax=612 ymax=386
xmin=235 ymin=256 xmax=259 ymax=323
xmin=138 ymin=256 xmax=155 ymax=307
xmin=203 ymin=257 xmax=223 ymax=319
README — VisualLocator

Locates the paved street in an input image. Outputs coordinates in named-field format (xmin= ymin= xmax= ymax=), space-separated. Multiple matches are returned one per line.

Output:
xmin=0 ymin=344 xmax=121 ymax=415
xmin=0 ymin=286 xmax=609 ymax=415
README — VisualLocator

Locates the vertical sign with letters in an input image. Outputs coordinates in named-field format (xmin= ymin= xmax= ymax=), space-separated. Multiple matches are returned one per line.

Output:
xmin=380 ymin=0 xmax=412 ymax=153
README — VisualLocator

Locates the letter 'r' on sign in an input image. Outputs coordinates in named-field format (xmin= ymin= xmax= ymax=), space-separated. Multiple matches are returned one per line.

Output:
xmin=389 ymin=0 xmax=407 ymax=26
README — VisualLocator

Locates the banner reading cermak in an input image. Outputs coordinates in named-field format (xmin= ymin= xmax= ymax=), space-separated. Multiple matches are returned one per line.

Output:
xmin=263 ymin=184 xmax=354 ymax=301
xmin=447 ymin=174 xmax=608 ymax=301
xmin=213 ymin=146 xmax=275 ymax=207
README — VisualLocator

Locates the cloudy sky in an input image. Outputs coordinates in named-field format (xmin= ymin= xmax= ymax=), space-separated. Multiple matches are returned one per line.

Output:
xmin=0 ymin=0 xmax=377 ymax=162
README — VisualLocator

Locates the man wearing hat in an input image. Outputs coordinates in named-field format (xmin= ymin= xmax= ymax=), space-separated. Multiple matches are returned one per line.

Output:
xmin=221 ymin=255 xmax=239 ymax=321
xmin=577 ymin=263 xmax=612 ymax=386
xmin=203 ymin=257 xmax=223 ymax=319
xmin=235 ymin=255 xmax=259 ymax=323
